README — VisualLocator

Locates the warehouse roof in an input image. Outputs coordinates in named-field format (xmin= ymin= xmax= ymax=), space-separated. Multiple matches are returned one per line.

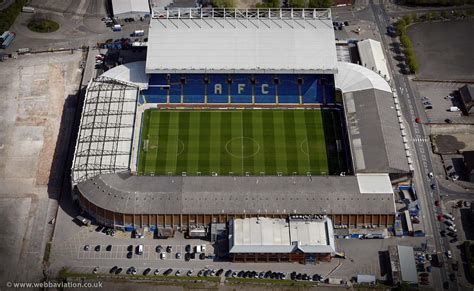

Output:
xmin=146 ymin=8 xmax=337 ymax=74
xmin=76 ymin=173 xmax=396 ymax=215
xmin=398 ymin=245 xmax=418 ymax=285
xmin=229 ymin=217 xmax=335 ymax=254
xmin=335 ymin=62 xmax=409 ymax=174
xmin=112 ymin=0 xmax=150 ymax=16
xmin=357 ymin=39 xmax=391 ymax=81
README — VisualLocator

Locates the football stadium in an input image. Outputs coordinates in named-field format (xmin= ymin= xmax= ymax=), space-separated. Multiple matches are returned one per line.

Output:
xmin=72 ymin=8 xmax=410 ymax=235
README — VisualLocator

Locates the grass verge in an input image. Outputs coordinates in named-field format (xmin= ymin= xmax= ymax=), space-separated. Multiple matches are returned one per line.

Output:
xmin=27 ymin=19 xmax=59 ymax=33
xmin=0 ymin=0 xmax=28 ymax=32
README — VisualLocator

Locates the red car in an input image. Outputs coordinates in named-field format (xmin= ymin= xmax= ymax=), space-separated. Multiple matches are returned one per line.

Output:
xmin=415 ymin=117 xmax=421 ymax=123
xmin=437 ymin=214 xmax=444 ymax=221
xmin=435 ymin=200 xmax=440 ymax=207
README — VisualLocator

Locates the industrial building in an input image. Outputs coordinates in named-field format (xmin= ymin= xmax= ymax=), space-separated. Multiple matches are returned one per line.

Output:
xmin=389 ymin=245 xmax=418 ymax=286
xmin=228 ymin=216 xmax=335 ymax=263
xmin=357 ymin=39 xmax=391 ymax=81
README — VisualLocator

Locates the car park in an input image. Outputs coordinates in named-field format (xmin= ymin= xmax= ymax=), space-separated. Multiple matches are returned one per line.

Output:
xmin=143 ymin=268 xmax=151 ymax=276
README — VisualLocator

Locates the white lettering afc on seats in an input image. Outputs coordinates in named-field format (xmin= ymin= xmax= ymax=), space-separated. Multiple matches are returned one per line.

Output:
xmin=214 ymin=84 xmax=269 ymax=95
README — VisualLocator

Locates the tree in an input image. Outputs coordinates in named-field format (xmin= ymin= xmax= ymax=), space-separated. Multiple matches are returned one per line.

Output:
xmin=308 ymin=0 xmax=331 ymax=8
xmin=402 ymin=15 xmax=412 ymax=25
xmin=289 ymin=0 xmax=305 ymax=8
xmin=211 ymin=0 xmax=234 ymax=7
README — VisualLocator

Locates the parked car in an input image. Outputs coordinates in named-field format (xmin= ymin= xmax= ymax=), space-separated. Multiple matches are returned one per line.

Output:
xmin=84 ymin=245 xmax=90 ymax=251
xmin=110 ymin=266 xmax=118 ymax=274
xmin=199 ymin=253 xmax=205 ymax=260
xmin=166 ymin=246 xmax=173 ymax=253
xmin=156 ymin=245 xmax=162 ymax=253
xmin=106 ymin=245 xmax=112 ymax=251
xmin=143 ymin=268 xmax=151 ymax=276
xmin=175 ymin=270 xmax=182 ymax=276
xmin=187 ymin=270 xmax=193 ymax=276
xmin=115 ymin=267 xmax=122 ymax=274
xmin=154 ymin=269 xmax=160 ymax=275
xmin=127 ymin=252 xmax=133 ymax=259
xmin=127 ymin=245 xmax=133 ymax=252
xmin=161 ymin=252 xmax=167 ymax=260
xmin=163 ymin=268 xmax=173 ymax=276
xmin=446 ymin=250 xmax=452 ymax=259
xmin=176 ymin=252 xmax=181 ymax=259
xmin=95 ymin=245 xmax=101 ymax=252
xmin=185 ymin=244 xmax=191 ymax=253
xmin=93 ymin=266 xmax=99 ymax=274
xmin=216 ymin=269 xmax=224 ymax=276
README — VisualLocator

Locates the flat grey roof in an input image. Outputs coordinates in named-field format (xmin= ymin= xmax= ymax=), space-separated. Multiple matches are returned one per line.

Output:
xmin=344 ymin=88 xmax=409 ymax=174
xmin=112 ymin=0 xmax=150 ymax=15
xmin=76 ymin=173 xmax=396 ymax=215
xmin=398 ymin=245 xmax=418 ymax=284
xmin=146 ymin=8 xmax=337 ymax=74
xmin=229 ymin=217 xmax=335 ymax=254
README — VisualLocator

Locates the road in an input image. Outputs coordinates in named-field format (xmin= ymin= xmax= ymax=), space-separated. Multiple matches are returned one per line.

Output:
xmin=369 ymin=0 xmax=457 ymax=289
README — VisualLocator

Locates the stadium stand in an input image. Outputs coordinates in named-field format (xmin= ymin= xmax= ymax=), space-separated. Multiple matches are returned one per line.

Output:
xmin=183 ymin=74 xmax=205 ymax=103
xmin=207 ymin=74 xmax=229 ymax=103
xmin=278 ymin=75 xmax=300 ymax=104
xmin=230 ymin=74 xmax=252 ymax=103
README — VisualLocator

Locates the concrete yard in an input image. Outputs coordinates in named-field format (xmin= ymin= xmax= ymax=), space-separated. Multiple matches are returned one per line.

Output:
xmin=0 ymin=51 xmax=83 ymax=285
xmin=407 ymin=19 xmax=474 ymax=81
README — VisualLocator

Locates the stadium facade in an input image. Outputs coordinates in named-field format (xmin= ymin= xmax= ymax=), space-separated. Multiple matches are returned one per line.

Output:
xmin=72 ymin=8 xmax=410 ymax=231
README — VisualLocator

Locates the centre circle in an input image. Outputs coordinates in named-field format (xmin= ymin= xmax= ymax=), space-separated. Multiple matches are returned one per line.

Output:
xmin=225 ymin=137 xmax=260 ymax=158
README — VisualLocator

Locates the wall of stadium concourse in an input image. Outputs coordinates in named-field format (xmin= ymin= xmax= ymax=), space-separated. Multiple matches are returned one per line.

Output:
xmin=75 ymin=188 xmax=396 ymax=230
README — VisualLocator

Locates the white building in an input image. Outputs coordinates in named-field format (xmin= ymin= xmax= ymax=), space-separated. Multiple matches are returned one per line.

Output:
xmin=229 ymin=216 xmax=336 ymax=263
xmin=357 ymin=39 xmax=391 ymax=82
xmin=112 ymin=0 xmax=150 ymax=19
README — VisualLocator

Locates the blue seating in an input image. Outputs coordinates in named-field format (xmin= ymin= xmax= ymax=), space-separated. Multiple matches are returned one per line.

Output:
xmin=142 ymin=73 xmax=330 ymax=105
xmin=278 ymin=74 xmax=300 ymax=104
xmin=169 ymin=75 xmax=182 ymax=103
xmin=301 ymin=75 xmax=318 ymax=104
xmin=254 ymin=75 xmax=276 ymax=104
xmin=229 ymin=74 xmax=252 ymax=103
xmin=207 ymin=74 xmax=228 ymax=103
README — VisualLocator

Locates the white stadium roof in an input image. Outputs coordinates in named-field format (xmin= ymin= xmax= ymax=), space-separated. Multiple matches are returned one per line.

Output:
xmin=112 ymin=0 xmax=150 ymax=16
xmin=335 ymin=61 xmax=391 ymax=93
xmin=101 ymin=61 xmax=148 ymax=90
xmin=146 ymin=8 xmax=337 ymax=74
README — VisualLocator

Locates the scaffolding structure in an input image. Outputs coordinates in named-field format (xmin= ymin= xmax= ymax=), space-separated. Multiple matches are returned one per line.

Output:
xmin=72 ymin=77 xmax=138 ymax=185
xmin=151 ymin=8 xmax=331 ymax=20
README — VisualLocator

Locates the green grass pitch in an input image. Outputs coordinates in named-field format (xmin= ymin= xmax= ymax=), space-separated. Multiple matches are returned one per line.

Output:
xmin=137 ymin=109 xmax=346 ymax=176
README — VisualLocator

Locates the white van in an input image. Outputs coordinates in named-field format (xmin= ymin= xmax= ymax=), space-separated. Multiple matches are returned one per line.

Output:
xmin=113 ymin=24 xmax=122 ymax=32
xmin=137 ymin=244 xmax=143 ymax=255
xmin=449 ymin=106 xmax=460 ymax=112
xmin=195 ymin=245 xmax=202 ymax=253
xmin=133 ymin=30 xmax=145 ymax=36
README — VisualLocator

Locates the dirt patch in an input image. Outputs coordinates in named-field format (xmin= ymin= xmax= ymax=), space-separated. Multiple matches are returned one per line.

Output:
xmin=433 ymin=134 xmax=474 ymax=154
